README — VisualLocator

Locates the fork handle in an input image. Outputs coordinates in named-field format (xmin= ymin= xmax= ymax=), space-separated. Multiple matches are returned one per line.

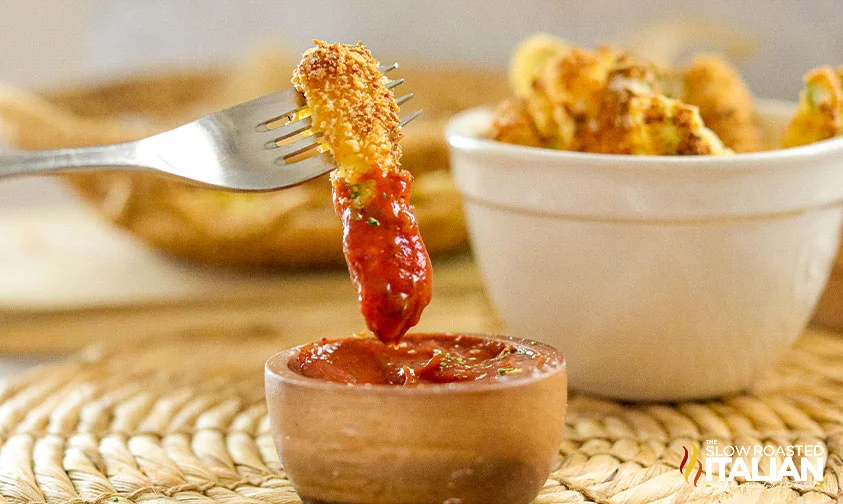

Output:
xmin=0 ymin=142 xmax=140 ymax=179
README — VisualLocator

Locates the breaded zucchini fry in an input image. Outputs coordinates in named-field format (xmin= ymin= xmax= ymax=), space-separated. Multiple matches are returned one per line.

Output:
xmin=621 ymin=94 xmax=732 ymax=155
xmin=508 ymin=33 xmax=570 ymax=99
xmin=585 ymin=71 xmax=732 ymax=156
xmin=535 ymin=46 xmax=619 ymax=119
xmin=293 ymin=41 xmax=432 ymax=344
xmin=681 ymin=54 xmax=761 ymax=152
xmin=520 ymin=46 xmax=619 ymax=149
xmin=782 ymin=66 xmax=843 ymax=148
xmin=488 ymin=98 xmax=544 ymax=147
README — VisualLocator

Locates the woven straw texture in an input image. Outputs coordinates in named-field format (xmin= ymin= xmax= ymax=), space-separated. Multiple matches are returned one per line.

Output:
xmin=0 ymin=325 xmax=841 ymax=504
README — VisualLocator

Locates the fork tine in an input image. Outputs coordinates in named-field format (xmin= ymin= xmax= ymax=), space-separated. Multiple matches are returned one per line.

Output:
xmin=398 ymin=110 xmax=422 ymax=128
xmin=227 ymin=88 xmax=302 ymax=131
xmin=266 ymin=92 xmax=412 ymax=150
xmin=395 ymin=93 xmax=413 ymax=106
xmin=277 ymin=134 xmax=324 ymax=163
xmin=276 ymin=151 xmax=335 ymax=185
xmin=265 ymin=117 xmax=314 ymax=148
xmin=385 ymin=78 xmax=404 ymax=90
xmin=256 ymin=105 xmax=311 ymax=132
xmin=261 ymin=74 xmax=400 ymax=132
xmin=280 ymin=107 xmax=422 ymax=161
xmin=379 ymin=62 xmax=399 ymax=73
xmin=264 ymin=73 xmax=414 ymax=167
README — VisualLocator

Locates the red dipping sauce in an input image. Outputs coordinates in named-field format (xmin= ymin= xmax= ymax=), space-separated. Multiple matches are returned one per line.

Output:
xmin=289 ymin=333 xmax=550 ymax=385
xmin=333 ymin=169 xmax=433 ymax=345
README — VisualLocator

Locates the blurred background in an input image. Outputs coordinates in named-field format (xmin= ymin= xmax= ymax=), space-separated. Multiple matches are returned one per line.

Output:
xmin=0 ymin=0 xmax=841 ymax=374
xmin=0 ymin=0 xmax=841 ymax=209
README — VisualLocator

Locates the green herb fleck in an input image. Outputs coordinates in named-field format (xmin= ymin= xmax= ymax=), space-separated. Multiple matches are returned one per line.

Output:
xmin=438 ymin=353 xmax=466 ymax=371
xmin=495 ymin=348 xmax=512 ymax=359
xmin=477 ymin=373 xmax=487 ymax=380
xmin=497 ymin=367 xmax=523 ymax=376
xmin=367 ymin=217 xmax=380 ymax=226
xmin=382 ymin=192 xmax=388 ymax=199
xmin=114 ymin=499 xmax=119 ymax=503
xmin=349 ymin=184 xmax=362 ymax=200
xmin=806 ymin=82 xmax=821 ymax=109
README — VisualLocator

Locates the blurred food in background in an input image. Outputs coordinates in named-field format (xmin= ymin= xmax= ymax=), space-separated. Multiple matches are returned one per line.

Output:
xmin=0 ymin=44 xmax=509 ymax=266
xmin=782 ymin=66 xmax=843 ymax=148
xmin=490 ymin=33 xmax=762 ymax=155
xmin=489 ymin=31 xmax=843 ymax=156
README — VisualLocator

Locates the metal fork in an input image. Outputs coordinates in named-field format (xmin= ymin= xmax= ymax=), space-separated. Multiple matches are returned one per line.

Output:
xmin=0 ymin=64 xmax=420 ymax=191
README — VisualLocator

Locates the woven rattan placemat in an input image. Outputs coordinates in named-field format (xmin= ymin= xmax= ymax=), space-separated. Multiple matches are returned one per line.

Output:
xmin=0 ymin=325 xmax=840 ymax=503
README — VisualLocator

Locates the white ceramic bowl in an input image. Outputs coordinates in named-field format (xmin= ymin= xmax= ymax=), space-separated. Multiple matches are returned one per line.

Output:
xmin=446 ymin=100 xmax=843 ymax=401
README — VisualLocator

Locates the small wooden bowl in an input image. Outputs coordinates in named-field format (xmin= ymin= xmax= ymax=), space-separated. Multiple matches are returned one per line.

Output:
xmin=265 ymin=334 xmax=567 ymax=504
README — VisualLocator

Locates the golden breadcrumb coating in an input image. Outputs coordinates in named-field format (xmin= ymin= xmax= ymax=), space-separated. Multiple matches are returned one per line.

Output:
xmin=522 ymin=78 xmax=575 ymax=148
xmin=575 ymin=63 xmax=731 ymax=156
xmin=538 ymin=46 xmax=620 ymax=118
xmin=517 ymin=46 xmax=620 ymax=149
xmin=636 ymin=97 xmax=732 ymax=155
xmin=585 ymin=83 xmax=732 ymax=155
xmin=782 ymin=66 xmax=843 ymax=148
xmin=508 ymin=33 xmax=570 ymax=99
xmin=680 ymin=54 xmax=761 ymax=153
xmin=292 ymin=40 xmax=402 ymax=193
xmin=600 ymin=64 xmax=732 ymax=155
xmin=609 ymin=57 xmax=662 ymax=91
xmin=488 ymin=98 xmax=543 ymax=147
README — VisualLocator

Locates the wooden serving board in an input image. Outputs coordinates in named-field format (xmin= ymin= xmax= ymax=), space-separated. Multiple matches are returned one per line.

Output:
xmin=0 ymin=204 xmax=503 ymax=353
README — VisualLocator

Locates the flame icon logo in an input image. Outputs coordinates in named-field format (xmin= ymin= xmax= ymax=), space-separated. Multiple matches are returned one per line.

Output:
xmin=679 ymin=443 xmax=703 ymax=486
